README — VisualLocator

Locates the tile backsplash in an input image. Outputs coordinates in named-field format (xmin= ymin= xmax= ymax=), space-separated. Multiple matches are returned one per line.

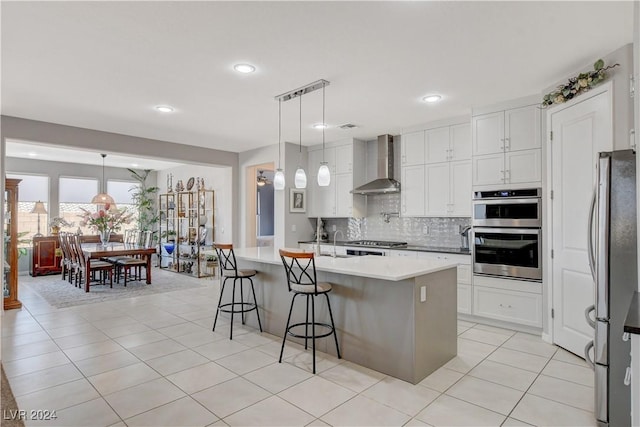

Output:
xmin=317 ymin=193 xmax=471 ymax=248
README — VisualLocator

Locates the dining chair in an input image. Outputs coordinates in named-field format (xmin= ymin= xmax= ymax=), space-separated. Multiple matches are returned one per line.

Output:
xmin=71 ymin=234 xmax=114 ymax=288
xmin=114 ymin=230 xmax=153 ymax=286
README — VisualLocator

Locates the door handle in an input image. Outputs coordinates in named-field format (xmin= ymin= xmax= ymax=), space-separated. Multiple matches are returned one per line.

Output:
xmin=584 ymin=340 xmax=595 ymax=369
xmin=584 ymin=304 xmax=596 ymax=329
xmin=588 ymin=186 xmax=597 ymax=281
xmin=624 ymin=367 xmax=632 ymax=386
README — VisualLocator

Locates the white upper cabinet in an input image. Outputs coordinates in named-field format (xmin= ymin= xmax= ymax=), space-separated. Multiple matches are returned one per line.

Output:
xmin=472 ymin=103 xmax=541 ymax=188
xmin=505 ymin=149 xmax=541 ymax=184
xmin=401 ymin=120 xmax=472 ymax=217
xmin=335 ymin=144 xmax=353 ymax=174
xmin=401 ymin=165 xmax=425 ymax=216
xmin=505 ymin=105 xmax=541 ymax=152
xmin=450 ymin=123 xmax=472 ymax=161
xmin=425 ymin=127 xmax=450 ymax=164
xmin=472 ymin=153 xmax=505 ymax=187
xmin=306 ymin=139 xmax=366 ymax=219
xmin=450 ymin=160 xmax=472 ymax=216
xmin=401 ymin=131 xmax=425 ymax=166
xmin=472 ymin=111 xmax=504 ymax=156
xmin=425 ymin=163 xmax=450 ymax=216
xmin=335 ymin=173 xmax=353 ymax=217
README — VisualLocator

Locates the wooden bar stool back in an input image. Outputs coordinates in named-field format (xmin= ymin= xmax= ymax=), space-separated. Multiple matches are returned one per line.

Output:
xmin=278 ymin=249 xmax=341 ymax=374
xmin=212 ymin=243 xmax=263 ymax=339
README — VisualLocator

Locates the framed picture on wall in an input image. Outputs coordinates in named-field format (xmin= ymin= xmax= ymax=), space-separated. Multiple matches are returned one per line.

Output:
xmin=289 ymin=188 xmax=306 ymax=213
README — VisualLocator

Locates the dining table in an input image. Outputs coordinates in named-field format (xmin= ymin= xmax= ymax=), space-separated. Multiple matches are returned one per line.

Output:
xmin=81 ymin=243 xmax=157 ymax=292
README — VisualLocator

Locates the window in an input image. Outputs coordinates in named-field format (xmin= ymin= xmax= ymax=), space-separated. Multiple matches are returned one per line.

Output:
xmin=107 ymin=180 xmax=139 ymax=234
xmin=59 ymin=177 xmax=98 ymax=235
xmin=6 ymin=174 xmax=49 ymax=244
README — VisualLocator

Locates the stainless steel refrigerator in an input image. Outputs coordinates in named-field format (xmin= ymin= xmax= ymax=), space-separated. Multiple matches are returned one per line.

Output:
xmin=585 ymin=149 xmax=637 ymax=427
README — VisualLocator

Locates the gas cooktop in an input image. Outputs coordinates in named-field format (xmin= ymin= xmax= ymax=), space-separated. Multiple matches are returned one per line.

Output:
xmin=347 ymin=240 xmax=408 ymax=249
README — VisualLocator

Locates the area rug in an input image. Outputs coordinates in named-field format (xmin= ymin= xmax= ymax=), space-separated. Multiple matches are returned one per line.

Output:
xmin=1 ymin=365 xmax=25 ymax=427
xmin=21 ymin=271 xmax=212 ymax=309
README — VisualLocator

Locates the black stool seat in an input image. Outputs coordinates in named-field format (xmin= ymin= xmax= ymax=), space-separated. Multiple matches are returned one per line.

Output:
xmin=213 ymin=244 xmax=262 ymax=339
xmin=279 ymin=249 xmax=341 ymax=374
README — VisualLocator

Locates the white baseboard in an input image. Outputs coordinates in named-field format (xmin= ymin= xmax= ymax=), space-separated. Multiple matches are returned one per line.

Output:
xmin=541 ymin=332 xmax=553 ymax=344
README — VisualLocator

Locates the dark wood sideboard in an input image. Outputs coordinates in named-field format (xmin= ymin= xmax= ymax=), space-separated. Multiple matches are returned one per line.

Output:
xmin=31 ymin=236 xmax=62 ymax=276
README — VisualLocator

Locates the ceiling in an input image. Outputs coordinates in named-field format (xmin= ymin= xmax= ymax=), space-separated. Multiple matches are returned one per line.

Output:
xmin=5 ymin=140 xmax=187 ymax=171
xmin=1 ymin=2 xmax=633 ymax=154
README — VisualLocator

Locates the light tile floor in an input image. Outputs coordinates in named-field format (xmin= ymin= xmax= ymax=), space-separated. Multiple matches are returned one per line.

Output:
xmin=1 ymin=271 xmax=595 ymax=426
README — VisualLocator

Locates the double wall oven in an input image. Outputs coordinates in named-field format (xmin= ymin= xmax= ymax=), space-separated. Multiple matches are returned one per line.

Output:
xmin=472 ymin=189 xmax=542 ymax=281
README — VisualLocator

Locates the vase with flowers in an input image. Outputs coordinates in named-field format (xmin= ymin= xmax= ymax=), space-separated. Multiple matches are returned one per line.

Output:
xmin=79 ymin=204 xmax=133 ymax=245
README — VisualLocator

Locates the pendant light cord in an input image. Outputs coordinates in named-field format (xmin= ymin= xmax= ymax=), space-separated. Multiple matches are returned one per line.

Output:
xmin=101 ymin=154 xmax=106 ymax=193
xmin=299 ymin=95 xmax=302 ymax=155
xmin=322 ymin=82 xmax=326 ymax=162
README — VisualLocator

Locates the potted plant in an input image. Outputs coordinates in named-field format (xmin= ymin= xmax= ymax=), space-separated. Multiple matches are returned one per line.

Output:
xmin=128 ymin=169 xmax=160 ymax=237
xmin=161 ymin=230 xmax=176 ymax=242
xmin=205 ymin=253 xmax=217 ymax=267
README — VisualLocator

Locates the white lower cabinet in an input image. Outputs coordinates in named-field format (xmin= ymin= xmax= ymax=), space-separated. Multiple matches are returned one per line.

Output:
xmin=457 ymin=284 xmax=472 ymax=314
xmin=413 ymin=251 xmax=472 ymax=313
xmin=471 ymin=275 xmax=542 ymax=327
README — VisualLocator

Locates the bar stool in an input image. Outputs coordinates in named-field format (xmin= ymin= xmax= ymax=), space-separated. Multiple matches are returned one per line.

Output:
xmin=213 ymin=243 xmax=263 ymax=339
xmin=278 ymin=249 xmax=341 ymax=374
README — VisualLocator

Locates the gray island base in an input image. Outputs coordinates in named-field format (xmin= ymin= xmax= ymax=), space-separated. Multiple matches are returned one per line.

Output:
xmin=228 ymin=247 xmax=458 ymax=384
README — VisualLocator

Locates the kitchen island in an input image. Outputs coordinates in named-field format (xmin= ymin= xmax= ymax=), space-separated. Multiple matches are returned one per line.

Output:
xmin=230 ymin=247 xmax=458 ymax=384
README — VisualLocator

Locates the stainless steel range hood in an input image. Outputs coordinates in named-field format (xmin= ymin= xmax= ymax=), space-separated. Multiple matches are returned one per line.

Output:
xmin=351 ymin=134 xmax=400 ymax=195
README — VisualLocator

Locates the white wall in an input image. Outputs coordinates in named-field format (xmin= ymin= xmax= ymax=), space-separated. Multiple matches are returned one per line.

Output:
xmin=156 ymin=165 xmax=233 ymax=244
xmin=238 ymin=142 xmax=313 ymax=249
xmin=283 ymin=142 xmax=314 ymax=247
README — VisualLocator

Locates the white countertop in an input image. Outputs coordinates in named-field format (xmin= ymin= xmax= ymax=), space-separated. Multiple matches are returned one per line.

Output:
xmin=233 ymin=247 xmax=457 ymax=281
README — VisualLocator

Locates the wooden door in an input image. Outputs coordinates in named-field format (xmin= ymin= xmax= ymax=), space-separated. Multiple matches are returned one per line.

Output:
xmin=550 ymin=89 xmax=612 ymax=356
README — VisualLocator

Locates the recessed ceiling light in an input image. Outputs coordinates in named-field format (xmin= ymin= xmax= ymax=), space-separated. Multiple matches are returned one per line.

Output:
xmin=131 ymin=163 xmax=139 ymax=167
xmin=155 ymin=105 xmax=174 ymax=113
xmin=313 ymin=123 xmax=327 ymax=129
xmin=422 ymin=95 xmax=442 ymax=103
xmin=27 ymin=152 xmax=37 ymax=157
xmin=233 ymin=63 xmax=256 ymax=74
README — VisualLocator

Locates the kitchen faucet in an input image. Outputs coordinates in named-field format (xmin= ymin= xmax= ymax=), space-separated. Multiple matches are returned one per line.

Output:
xmin=333 ymin=230 xmax=344 ymax=257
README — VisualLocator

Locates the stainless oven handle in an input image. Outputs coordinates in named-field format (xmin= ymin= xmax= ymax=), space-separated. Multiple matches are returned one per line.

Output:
xmin=472 ymin=198 xmax=541 ymax=205
xmin=588 ymin=185 xmax=597 ymax=281
xmin=473 ymin=227 xmax=541 ymax=235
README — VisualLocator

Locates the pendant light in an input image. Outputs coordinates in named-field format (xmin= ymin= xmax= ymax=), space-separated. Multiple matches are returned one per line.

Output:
xmin=317 ymin=81 xmax=330 ymax=186
xmin=91 ymin=153 xmax=116 ymax=205
xmin=273 ymin=99 xmax=286 ymax=190
xmin=294 ymin=95 xmax=307 ymax=189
